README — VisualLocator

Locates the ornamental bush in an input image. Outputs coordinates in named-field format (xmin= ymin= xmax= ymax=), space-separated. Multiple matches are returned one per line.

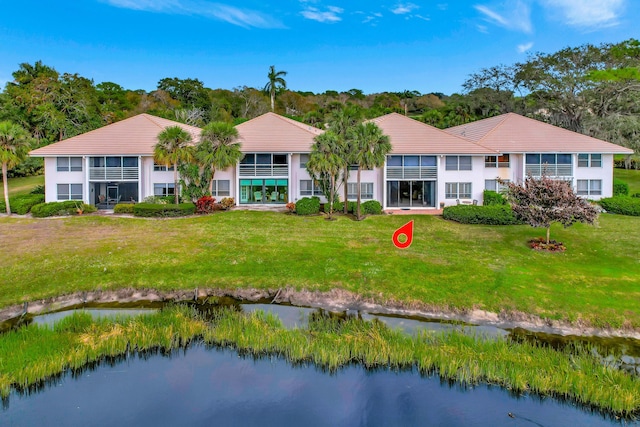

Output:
xmin=361 ymin=200 xmax=382 ymax=215
xmin=483 ymin=190 xmax=506 ymax=206
xmin=31 ymin=201 xmax=94 ymax=218
xmin=599 ymin=196 xmax=640 ymax=216
xmin=0 ymin=194 xmax=44 ymax=214
xmin=113 ymin=203 xmax=135 ymax=214
xmin=219 ymin=197 xmax=235 ymax=209
xmin=196 ymin=196 xmax=217 ymax=214
xmin=613 ymin=179 xmax=629 ymax=196
xmin=295 ymin=197 xmax=320 ymax=215
xmin=328 ymin=201 xmax=356 ymax=213
xmin=443 ymin=205 xmax=522 ymax=225
xmin=133 ymin=203 xmax=196 ymax=217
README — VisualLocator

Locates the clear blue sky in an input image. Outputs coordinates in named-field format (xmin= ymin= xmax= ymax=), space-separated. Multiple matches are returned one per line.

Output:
xmin=0 ymin=1 xmax=638 ymax=95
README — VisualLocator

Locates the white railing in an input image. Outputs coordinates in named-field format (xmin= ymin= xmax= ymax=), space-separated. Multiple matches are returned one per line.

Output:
xmin=525 ymin=164 xmax=572 ymax=177
xmin=89 ymin=167 xmax=139 ymax=181
xmin=387 ymin=166 xmax=437 ymax=180
xmin=239 ymin=165 xmax=289 ymax=177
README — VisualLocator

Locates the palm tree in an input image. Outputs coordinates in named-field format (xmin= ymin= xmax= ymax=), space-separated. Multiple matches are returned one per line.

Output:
xmin=196 ymin=122 xmax=243 ymax=195
xmin=0 ymin=121 xmax=31 ymax=215
xmin=307 ymin=131 xmax=343 ymax=219
xmin=349 ymin=122 xmax=391 ymax=219
xmin=264 ymin=65 xmax=287 ymax=112
xmin=155 ymin=126 xmax=194 ymax=204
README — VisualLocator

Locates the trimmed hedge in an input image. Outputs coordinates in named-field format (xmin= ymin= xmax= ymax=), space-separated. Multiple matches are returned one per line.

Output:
xmin=327 ymin=201 xmax=356 ymax=213
xmin=113 ymin=203 xmax=135 ymax=214
xmin=483 ymin=190 xmax=506 ymax=206
xmin=295 ymin=197 xmax=320 ymax=215
xmin=31 ymin=201 xmax=95 ymax=218
xmin=613 ymin=179 xmax=629 ymax=196
xmin=443 ymin=205 xmax=522 ymax=225
xmin=361 ymin=200 xmax=383 ymax=215
xmin=0 ymin=194 xmax=45 ymax=214
xmin=132 ymin=203 xmax=196 ymax=217
xmin=599 ymin=196 xmax=640 ymax=216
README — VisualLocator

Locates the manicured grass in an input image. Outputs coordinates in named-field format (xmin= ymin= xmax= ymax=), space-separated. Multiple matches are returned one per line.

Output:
xmin=1 ymin=211 xmax=639 ymax=328
xmin=4 ymin=175 xmax=44 ymax=197
xmin=1 ymin=307 xmax=638 ymax=415
xmin=614 ymin=168 xmax=640 ymax=194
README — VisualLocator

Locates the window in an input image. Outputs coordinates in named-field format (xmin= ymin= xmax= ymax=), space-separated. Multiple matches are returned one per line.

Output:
xmin=211 ymin=180 xmax=230 ymax=197
xmin=445 ymin=182 xmax=472 ymax=199
xmin=527 ymin=154 xmax=571 ymax=165
xmin=445 ymin=156 xmax=472 ymax=171
xmin=300 ymin=180 xmax=323 ymax=196
xmin=577 ymin=180 xmax=602 ymax=196
xmin=57 ymin=157 xmax=82 ymax=172
xmin=347 ymin=182 xmax=374 ymax=199
xmin=485 ymin=179 xmax=509 ymax=193
xmin=578 ymin=154 xmax=602 ymax=168
xmin=153 ymin=163 xmax=175 ymax=171
xmin=299 ymin=154 xmax=309 ymax=168
xmin=154 ymin=183 xmax=175 ymax=196
xmin=485 ymin=154 xmax=510 ymax=168
xmin=57 ymin=184 xmax=83 ymax=200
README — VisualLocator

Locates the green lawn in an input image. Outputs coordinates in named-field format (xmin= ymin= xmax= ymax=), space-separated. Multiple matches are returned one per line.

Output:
xmin=5 ymin=175 xmax=44 ymax=196
xmin=1 ymin=211 xmax=639 ymax=329
xmin=614 ymin=168 xmax=640 ymax=194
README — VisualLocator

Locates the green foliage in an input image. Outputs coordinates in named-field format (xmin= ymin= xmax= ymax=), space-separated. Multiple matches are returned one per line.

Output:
xmin=361 ymin=200 xmax=382 ymax=215
xmin=329 ymin=200 xmax=356 ymax=213
xmin=0 ymin=194 xmax=44 ymax=214
xmin=613 ymin=179 xmax=630 ymax=196
xmin=30 ymin=201 xmax=92 ymax=217
xmin=29 ymin=184 xmax=45 ymax=194
xmin=295 ymin=197 xmax=320 ymax=215
xmin=483 ymin=190 xmax=506 ymax=206
xmin=443 ymin=205 xmax=522 ymax=225
xmin=113 ymin=203 xmax=135 ymax=214
xmin=132 ymin=203 xmax=196 ymax=217
xmin=599 ymin=196 xmax=640 ymax=216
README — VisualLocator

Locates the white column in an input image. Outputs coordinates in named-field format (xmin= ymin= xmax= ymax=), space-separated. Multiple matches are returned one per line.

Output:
xmin=138 ymin=156 xmax=142 ymax=202
xmin=235 ymin=162 xmax=240 ymax=206
xmin=84 ymin=156 xmax=90 ymax=204
xmin=382 ymin=158 xmax=387 ymax=210
xmin=288 ymin=153 xmax=292 ymax=203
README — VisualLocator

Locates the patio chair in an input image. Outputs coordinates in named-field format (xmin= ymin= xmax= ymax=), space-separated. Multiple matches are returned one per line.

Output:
xmin=270 ymin=191 xmax=279 ymax=202
xmin=254 ymin=191 xmax=263 ymax=202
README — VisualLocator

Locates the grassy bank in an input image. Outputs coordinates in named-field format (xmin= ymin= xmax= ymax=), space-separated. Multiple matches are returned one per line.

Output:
xmin=615 ymin=168 xmax=640 ymax=194
xmin=1 ymin=307 xmax=638 ymax=415
xmin=5 ymin=175 xmax=44 ymax=197
xmin=1 ymin=212 xmax=639 ymax=328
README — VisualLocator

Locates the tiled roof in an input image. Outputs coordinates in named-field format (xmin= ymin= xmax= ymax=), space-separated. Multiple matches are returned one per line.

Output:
xmin=446 ymin=113 xmax=634 ymax=154
xmin=236 ymin=112 xmax=324 ymax=152
xmin=30 ymin=114 xmax=201 ymax=157
xmin=369 ymin=113 xmax=497 ymax=155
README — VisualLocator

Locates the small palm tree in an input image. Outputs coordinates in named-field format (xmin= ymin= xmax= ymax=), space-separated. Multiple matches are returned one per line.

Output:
xmin=196 ymin=122 xmax=243 ymax=195
xmin=264 ymin=65 xmax=287 ymax=112
xmin=307 ymin=131 xmax=343 ymax=219
xmin=349 ymin=122 xmax=391 ymax=219
xmin=0 ymin=121 xmax=31 ymax=215
xmin=155 ymin=126 xmax=194 ymax=204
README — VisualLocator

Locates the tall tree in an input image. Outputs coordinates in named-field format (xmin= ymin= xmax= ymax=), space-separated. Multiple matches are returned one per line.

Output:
xmin=196 ymin=122 xmax=243 ymax=195
xmin=155 ymin=126 xmax=194 ymax=204
xmin=306 ymin=131 xmax=343 ymax=219
xmin=349 ymin=122 xmax=391 ymax=219
xmin=264 ymin=65 xmax=287 ymax=112
xmin=0 ymin=121 xmax=31 ymax=215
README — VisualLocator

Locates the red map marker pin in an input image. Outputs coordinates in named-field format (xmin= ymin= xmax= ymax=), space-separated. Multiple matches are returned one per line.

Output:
xmin=392 ymin=220 xmax=414 ymax=249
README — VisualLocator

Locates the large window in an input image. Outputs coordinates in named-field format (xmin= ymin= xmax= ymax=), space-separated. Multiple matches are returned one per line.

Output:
xmin=299 ymin=154 xmax=309 ymax=168
xmin=300 ymin=180 xmax=322 ymax=196
xmin=485 ymin=179 xmax=509 ymax=192
xmin=445 ymin=182 xmax=472 ymax=199
xmin=154 ymin=183 xmax=175 ymax=196
xmin=153 ymin=163 xmax=175 ymax=171
xmin=578 ymin=154 xmax=602 ymax=168
xmin=347 ymin=182 xmax=374 ymax=199
xmin=525 ymin=153 xmax=572 ymax=176
xmin=211 ymin=180 xmax=230 ymax=197
xmin=57 ymin=157 xmax=83 ymax=172
xmin=57 ymin=184 xmax=83 ymax=200
xmin=484 ymin=154 xmax=510 ymax=168
xmin=577 ymin=180 xmax=602 ymax=196
xmin=445 ymin=156 xmax=472 ymax=171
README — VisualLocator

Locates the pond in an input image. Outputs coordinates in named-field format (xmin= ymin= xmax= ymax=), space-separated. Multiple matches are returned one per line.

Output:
xmin=1 ymin=344 xmax=633 ymax=427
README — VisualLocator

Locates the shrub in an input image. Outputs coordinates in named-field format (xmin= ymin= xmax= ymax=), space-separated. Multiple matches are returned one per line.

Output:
xmin=133 ymin=203 xmax=196 ymax=217
xmin=30 ymin=185 xmax=45 ymax=195
xmin=219 ymin=197 xmax=235 ymax=209
xmin=0 ymin=194 xmax=44 ymax=214
xmin=613 ymin=179 xmax=629 ymax=196
xmin=113 ymin=203 xmax=135 ymax=214
xmin=443 ymin=205 xmax=522 ymax=225
xmin=142 ymin=195 xmax=169 ymax=204
xmin=329 ymin=201 xmax=356 ymax=213
xmin=361 ymin=200 xmax=383 ymax=215
xmin=295 ymin=197 xmax=320 ymax=215
xmin=31 ymin=201 xmax=93 ymax=218
xmin=631 ymin=193 xmax=640 ymax=198
xmin=285 ymin=202 xmax=295 ymax=212
xmin=196 ymin=196 xmax=217 ymax=214
xmin=598 ymin=196 xmax=640 ymax=216
xmin=483 ymin=190 xmax=506 ymax=206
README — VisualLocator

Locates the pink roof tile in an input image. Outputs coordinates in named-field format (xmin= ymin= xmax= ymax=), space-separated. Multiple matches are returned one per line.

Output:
xmin=446 ymin=113 xmax=634 ymax=154
xmin=369 ymin=113 xmax=497 ymax=155
xmin=236 ymin=112 xmax=324 ymax=152
xmin=30 ymin=114 xmax=201 ymax=157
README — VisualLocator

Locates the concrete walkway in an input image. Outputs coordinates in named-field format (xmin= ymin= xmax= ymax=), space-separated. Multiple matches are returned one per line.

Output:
xmin=385 ymin=209 xmax=443 ymax=215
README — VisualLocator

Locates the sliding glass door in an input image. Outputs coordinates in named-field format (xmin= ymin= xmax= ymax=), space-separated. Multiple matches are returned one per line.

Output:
xmin=387 ymin=181 xmax=435 ymax=208
xmin=240 ymin=179 xmax=288 ymax=204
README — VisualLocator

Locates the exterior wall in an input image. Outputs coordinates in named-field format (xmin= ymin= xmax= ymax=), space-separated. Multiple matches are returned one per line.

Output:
xmin=573 ymin=153 xmax=614 ymax=199
xmin=291 ymin=153 xmax=321 ymax=203
xmin=43 ymin=157 xmax=85 ymax=203
xmin=437 ymin=155 xmax=486 ymax=207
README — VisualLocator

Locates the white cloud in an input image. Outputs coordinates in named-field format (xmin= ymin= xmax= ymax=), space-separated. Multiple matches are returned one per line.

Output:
xmin=101 ymin=0 xmax=283 ymax=29
xmin=539 ymin=0 xmax=624 ymax=28
xmin=476 ymin=24 xmax=489 ymax=33
xmin=392 ymin=3 xmax=419 ymax=14
xmin=474 ymin=1 xmax=532 ymax=33
xmin=301 ymin=6 xmax=343 ymax=22
xmin=517 ymin=42 xmax=534 ymax=52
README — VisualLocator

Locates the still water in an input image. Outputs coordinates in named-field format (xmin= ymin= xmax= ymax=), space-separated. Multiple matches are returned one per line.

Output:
xmin=1 ymin=344 xmax=635 ymax=427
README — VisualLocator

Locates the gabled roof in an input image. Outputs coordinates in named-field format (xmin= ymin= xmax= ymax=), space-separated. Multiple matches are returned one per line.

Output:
xmin=369 ymin=113 xmax=497 ymax=155
xmin=446 ymin=113 xmax=634 ymax=154
xmin=30 ymin=114 xmax=202 ymax=157
xmin=236 ymin=112 xmax=324 ymax=152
